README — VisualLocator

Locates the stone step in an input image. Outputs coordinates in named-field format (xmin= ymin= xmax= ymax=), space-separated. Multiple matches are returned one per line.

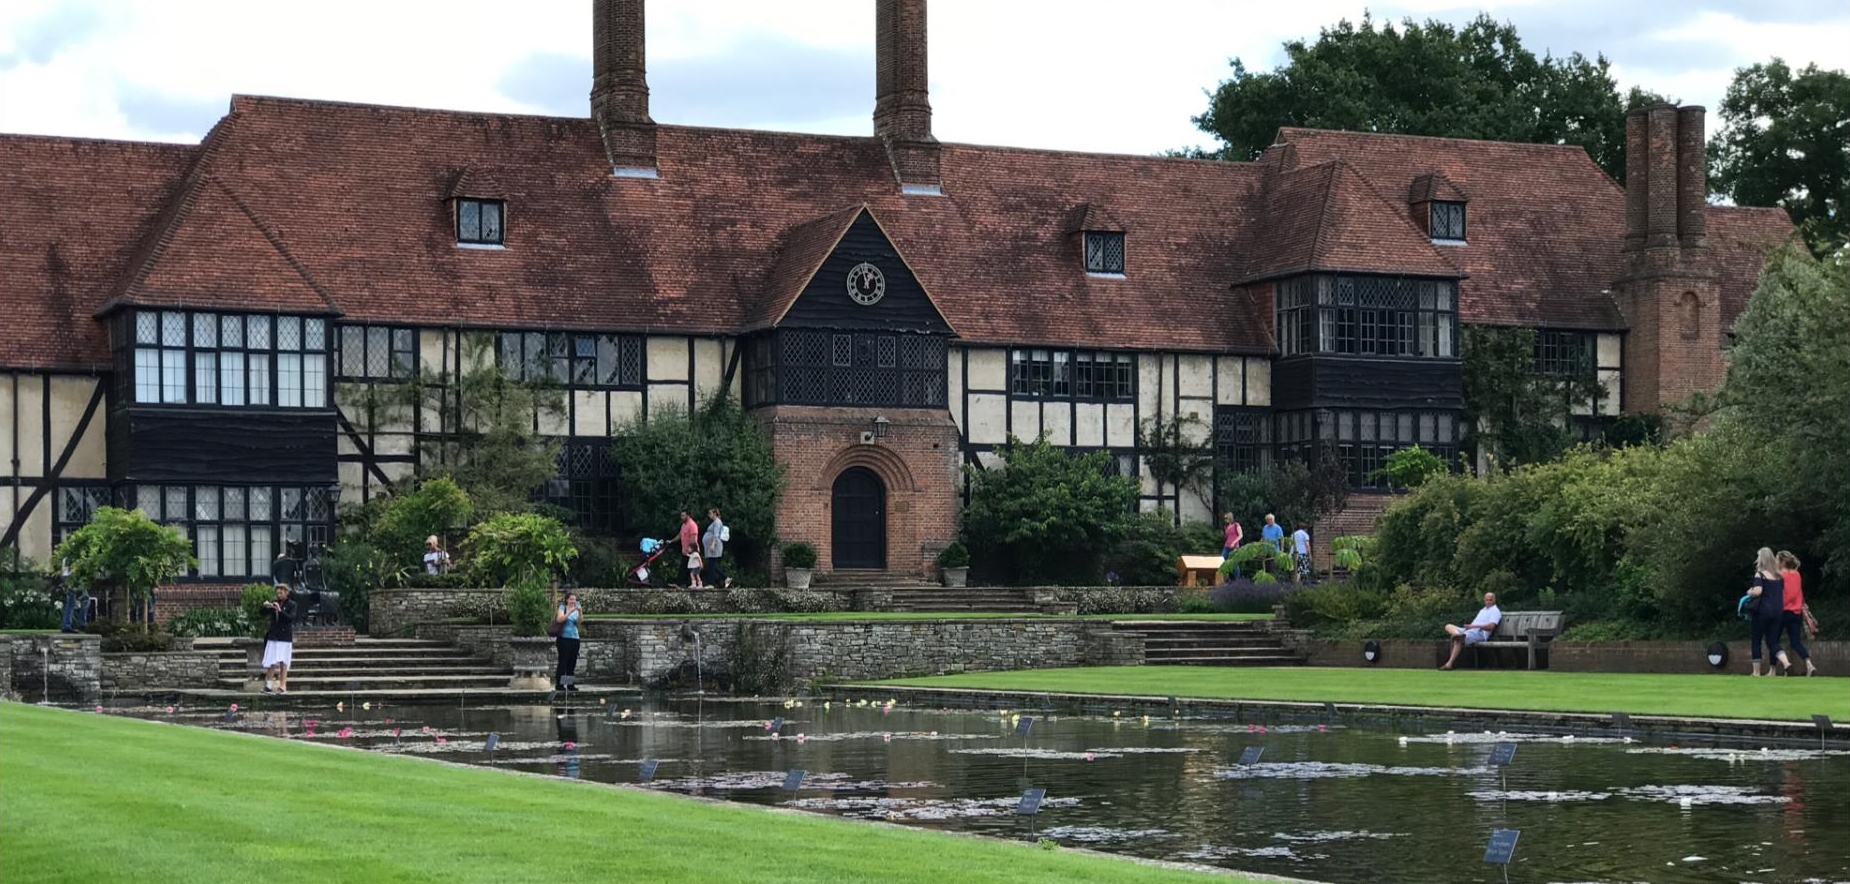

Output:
xmin=219 ymin=673 xmax=516 ymax=690
xmin=215 ymin=655 xmax=490 ymax=668
xmin=1141 ymin=654 xmax=1306 ymax=666
xmin=1142 ymin=641 xmax=1290 ymax=652
xmin=209 ymin=648 xmax=485 ymax=660
xmin=219 ymin=664 xmax=506 ymax=678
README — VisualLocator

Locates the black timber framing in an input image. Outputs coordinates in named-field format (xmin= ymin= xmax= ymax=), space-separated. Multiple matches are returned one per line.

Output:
xmin=0 ymin=377 xmax=106 ymax=550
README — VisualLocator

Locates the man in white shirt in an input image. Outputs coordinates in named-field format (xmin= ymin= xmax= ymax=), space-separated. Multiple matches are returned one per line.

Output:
xmin=1440 ymin=591 xmax=1502 ymax=670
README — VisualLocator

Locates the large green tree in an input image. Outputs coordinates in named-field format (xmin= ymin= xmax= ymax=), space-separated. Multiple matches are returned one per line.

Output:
xmin=607 ymin=397 xmax=783 ymax=569
xmin=1709 ymin=60 xmax=1850 ymax=254
xmin=961 ymin=437 xmax=1140 ymax=585
xmin=1193 ymin=13 xmax=1659 ymax=178
xmin=54 ymin=507 xmax=195 ymax=630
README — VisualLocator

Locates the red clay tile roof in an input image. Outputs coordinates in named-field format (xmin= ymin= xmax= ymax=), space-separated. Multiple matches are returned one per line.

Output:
xmin=1 ymin=96 xmax=1801 ymax=372
xmin=1240 ymin=160 xmax=1465 ymax=283
xmin=0 ymin=135 xmax=195 ymax=370
xmin=1706 ymin=205 xmax=1801 ymax=329
xmin=746 ymin=205 xmax=863 ymax=331
xmin=1408 ymin=171 xmax=1469 ymax=204
xmin=1063 ymin=203 xmax=1126 ymax=234
xmin=1271 ymin=128 xmax=1635 ymax=330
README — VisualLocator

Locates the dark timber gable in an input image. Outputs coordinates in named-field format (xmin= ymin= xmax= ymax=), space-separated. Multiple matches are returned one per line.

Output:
xmin=778 ymin=211 xmax=953 ymax=335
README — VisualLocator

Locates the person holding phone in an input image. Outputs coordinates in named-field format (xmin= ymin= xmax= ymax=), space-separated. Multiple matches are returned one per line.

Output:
xmin=554 ymin=592 xmax=582 ymax=691
xmin=261 ymin=584 xmax=297 ymax=693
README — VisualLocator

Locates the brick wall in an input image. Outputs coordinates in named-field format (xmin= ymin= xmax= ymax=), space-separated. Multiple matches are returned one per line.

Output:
xmin=754 ymin=405 xmax=961 ymax=578
xmin=153 ymin=583 xmax=249 ymax=624
xmin=1289 ymin=635 xmax=1850 ymax=674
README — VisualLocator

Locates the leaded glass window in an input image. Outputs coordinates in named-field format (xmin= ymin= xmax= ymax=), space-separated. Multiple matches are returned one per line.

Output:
xmin=1430 ymin=201 xmax=1466 ymax=241
xmin=1084 ymin=232 xmax=1125 ymax=274
xmin=1275 ymin=274 xmax=1457 ymax=359
xmin=456 ymin=198 xmax=505 ymax=245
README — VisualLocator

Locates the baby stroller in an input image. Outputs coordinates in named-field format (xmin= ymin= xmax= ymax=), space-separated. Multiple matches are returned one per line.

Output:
xmin=626 ymin=537 xmax=677 ymax=587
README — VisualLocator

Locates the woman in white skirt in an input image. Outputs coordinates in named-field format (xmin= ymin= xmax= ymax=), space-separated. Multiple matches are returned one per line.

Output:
xmin=261 ymin=584 xmax=297 ymax=693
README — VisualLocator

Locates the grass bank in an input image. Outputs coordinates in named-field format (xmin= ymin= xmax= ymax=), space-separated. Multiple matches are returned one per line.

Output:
xmin=868 ymin=666 xmax=1849 ymax=721
xmin=0 ymin=703 xmax=1260 ymax=884
xmin=583 ymin=612 xmax=1273 ymax=622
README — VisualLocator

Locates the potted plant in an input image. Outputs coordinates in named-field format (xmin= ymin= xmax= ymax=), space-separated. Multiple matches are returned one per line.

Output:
xmin=782 ymin=542 xmax=817 ymax=590
xmin=503 ymin=574 xmax=554 ymax=690
xmin=937 ymin=541 xmax=971 ymax=587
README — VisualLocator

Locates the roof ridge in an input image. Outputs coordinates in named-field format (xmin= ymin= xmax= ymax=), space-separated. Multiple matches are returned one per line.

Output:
xmin=1278 ymin=126 xmax=1599 ymax=153
xmin=1306 ymin=162 xmax=1342 ymax=272
xmin=102 ymin=111 xmax=245 ymax=315
xmin=210 ymin=177 xmax=342 ymax=313
xmin=1329 ymin=160 xmax=1467 ymax=278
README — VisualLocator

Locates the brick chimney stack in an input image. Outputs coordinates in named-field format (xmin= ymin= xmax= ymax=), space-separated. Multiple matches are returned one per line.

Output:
xmin=1614 ymin=103 xmax=1719 ymax=413
xmin=591 ymin=0 xmax=657 ymax=175
xmin=874 ymin=0 xmax=942 ymax=193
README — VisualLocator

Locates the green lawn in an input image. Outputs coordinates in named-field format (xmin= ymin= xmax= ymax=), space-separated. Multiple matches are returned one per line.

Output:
xmin=585 ymin=612 xmax=1273 ymax=622
xmin=868 ymin=666 xmax=1850 ymax=721
xmin=0 ymin=703 xmax=1253 ymax=884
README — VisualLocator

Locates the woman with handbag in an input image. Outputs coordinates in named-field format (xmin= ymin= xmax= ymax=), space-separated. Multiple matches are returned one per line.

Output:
xmin=1746 ymin=547 xmax=1791 ymax=677
xmin=1778 ymin=551 xmax=1818 ymax=676
xmin=553 ymin=592 xmax=582 ymax=691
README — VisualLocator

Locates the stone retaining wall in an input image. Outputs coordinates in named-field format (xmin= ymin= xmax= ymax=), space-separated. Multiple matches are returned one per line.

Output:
xmin=1287 ymin=634 xmax=1850 ymax=674
xmin=101 ymin=651 xmax=220 ymax=690
xmin=3 ymin=634 xmax=101 ymax=701
xmin=414 ymin=617 xmax=1136 ymax=686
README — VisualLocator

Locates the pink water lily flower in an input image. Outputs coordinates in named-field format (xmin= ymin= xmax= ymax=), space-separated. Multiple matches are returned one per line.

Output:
xmin=229 ymin=703 xmax=239 ymax=712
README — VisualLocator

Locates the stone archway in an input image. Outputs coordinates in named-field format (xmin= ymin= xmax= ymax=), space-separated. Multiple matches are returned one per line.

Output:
xmin=830 ymin=466 xmax=887 ymax=569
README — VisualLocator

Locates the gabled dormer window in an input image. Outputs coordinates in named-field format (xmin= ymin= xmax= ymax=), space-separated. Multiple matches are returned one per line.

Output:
xmin=1084 ymin=232 xmax=1125 ymax=275
xmin=457 ymin=198 xmax=505 ymax=246
xmin=1430 ymin=201 xmax=1466 ymax=243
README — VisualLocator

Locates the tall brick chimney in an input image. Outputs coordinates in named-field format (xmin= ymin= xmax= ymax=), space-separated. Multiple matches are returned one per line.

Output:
xmin=874 ymin=0 xmax=942 ymax=193
xmin=1614 ymin=104 xmax=1719 ymax=413
xmin=591 ymin=0 xmax=657 ymax=176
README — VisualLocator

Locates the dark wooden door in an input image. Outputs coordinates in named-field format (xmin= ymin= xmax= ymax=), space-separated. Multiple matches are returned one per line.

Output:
xmin=830 ymin=467 xmax=886 ymax=569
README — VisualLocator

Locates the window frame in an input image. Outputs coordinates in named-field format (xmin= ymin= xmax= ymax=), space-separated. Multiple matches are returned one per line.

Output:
xmin=456 ymin=197 xmax=506 ymax=246
xmin=119 ymin=309 xmax=327 ymax=409
xmin=1008 ymin=348 xmax=1134 ymax=402
xmin=129 ymin=483 xmax=325 ymax=579
xmin=1274 ymin=274 xmax=1458 ymax=360
xmin=1274 ymin=407 xmax=1460 ymax=490
xmin=336 ymin=323 xmax=418 ymax=381
xmin=496 ymin=331 xmax=644 ymax=389
xmin=1430 ymin=201 xmax=1467 ymax=242
xmin=742 ymin=329 xmax=946 ymax=409
xmin=1083 ymin=231 xmax=1126 ymax=275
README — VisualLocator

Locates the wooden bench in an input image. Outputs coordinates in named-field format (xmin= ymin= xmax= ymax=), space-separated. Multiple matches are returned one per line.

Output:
xmin=1471 ymin=610 xmax=1565 ymax=670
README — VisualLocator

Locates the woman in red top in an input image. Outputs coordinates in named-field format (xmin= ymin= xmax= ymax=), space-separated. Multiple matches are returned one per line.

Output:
xmin=1778 ymin=551 xmax=1817 ymax=676
xmin=1221 ymin=513 xmax=1243 ymax=579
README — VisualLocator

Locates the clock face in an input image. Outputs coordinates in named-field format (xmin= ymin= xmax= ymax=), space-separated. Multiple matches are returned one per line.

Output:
xmin=846 ymin=262 xmax=886 ymax=306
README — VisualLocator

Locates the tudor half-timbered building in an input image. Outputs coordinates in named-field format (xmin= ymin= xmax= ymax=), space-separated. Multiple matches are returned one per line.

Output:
xmin=1 ymin=0 xmax=1796 ymax=606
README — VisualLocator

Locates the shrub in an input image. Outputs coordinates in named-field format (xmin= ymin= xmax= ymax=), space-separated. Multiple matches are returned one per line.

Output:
xmin=505 ymin=575 xmax=551 ymax=637
xmin=0 ymin=548 xmax=58 ymax=630
xmin=240 ymin=583 xmax=276 ymax=637
xmin=1379 ymin=444 xmax=1446 ymax=489
xmin=467 ymin=512 xmax=577 ymax=585
xmin=1108 ymin=512 xmax=1222 ymax=587
xmin=1176 ymin=591 xmax=1218 ymax=614
xmin=781 ymin=542 xmax=817 ymax=570
xmin=1210 ymin=579 xmax=1294 ymax=614
xmin=609 ymin=397 xmax=784 ymax=573
xmin=166 ymin=607 xmax=251 ymax=638
xmin=1217 ymin=542 xmax=1293 ymax=583
xmin=1281 ymin=582 xmax=1385 ymax=630
xmin=936 ymin=541 xmax=970 ymax=569
xmin=961 ymin=436 xmax=1139 ymax=584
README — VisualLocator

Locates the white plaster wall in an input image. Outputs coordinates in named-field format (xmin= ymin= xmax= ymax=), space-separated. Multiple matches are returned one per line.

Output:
xmin=1178 ymin=487 xmax=1213 ymax=523
xmin=1105 ymin=403 xmax=1135 ymax=448
xmin=692 ymin=338 xmax=723 ymax=404
xmin=1598 ymin=369 xmax=1623 ymax=416
xmin=966 ymin=394 xmax=1007 ymax=445
xmin=1244 ymin=358 xmax=1272 ymax=407
xmin=420 ymin=329 xmax=447 ymax=375
xmin=1597 ymin=333 xmax=1622 ymax=368
xmin=966 ymin=348 xmax=1006 ymax=391
xmin=12 ymin=376 xmax=45 ymax=477
xmin=338 ymin=462 xmax=367 ymax=505
xmin=947 ymin=350 xmax=965 ymax=428
xmin=1177 ymin=399 xmax=1212 ymax=445
xmin=13 ymin=501 xmax=52 ymax=562
xmin=646 ymin=384 xmax=687 ymax=420
xmin=646 ymin=336 xmax=689 ymax=382
xmin=375 ymin=434 xmax=415 ymax=457
xmin=1177 ymin=355 xmax=1213 ymax=399
xmin=49 ymin=377 xmax=105 ymax=479
xmin=1073 ymin=402 xmax=1104 ymax=447
xmin=1009 ymin=400 xmax=1041 ymax=442
xmin=0 ymin=377 xmax=15 ymax=479
xmin=1215 ymin=356 xmax=1246 ymax=405
xmin=610 ymin=390 xmax=644 ymax=432
xmin=1041 ymin=402 xmax=1072 ymax=445
xmin=459 ymin=332 xmax=495 ymax=374
xmin=337 ymin=433 xmax=360 ymax=457
xmin=573 ymin=391 xmax=604 ymax=437
xmin=1137 ymin=355 xmax=1165 ymax=420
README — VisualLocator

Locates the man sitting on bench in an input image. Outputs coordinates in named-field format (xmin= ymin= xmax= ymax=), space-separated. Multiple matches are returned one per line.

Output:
xmin=1440 ymin=591 xmax=1502 ymax=671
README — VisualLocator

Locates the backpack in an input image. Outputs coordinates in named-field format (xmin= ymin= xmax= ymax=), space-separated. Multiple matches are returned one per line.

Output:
xmin=1736 ymin=594 xmax=1754 ymax=620
xmin=720 ymin=525 xmax=730 ymax=542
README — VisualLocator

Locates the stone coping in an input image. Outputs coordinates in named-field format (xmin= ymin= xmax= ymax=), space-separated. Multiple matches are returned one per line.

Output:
xmin=823 ymin=684 xmax=1843 ymax=747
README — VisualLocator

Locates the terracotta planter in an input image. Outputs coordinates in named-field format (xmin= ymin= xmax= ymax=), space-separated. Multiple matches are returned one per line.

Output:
xmin=941 ymin=566 xmax=969 ymax=588
xmin=507 ymin=636 xmax=555 ymax=690
xmin=785 ymin=568 xmax=813 ymax=590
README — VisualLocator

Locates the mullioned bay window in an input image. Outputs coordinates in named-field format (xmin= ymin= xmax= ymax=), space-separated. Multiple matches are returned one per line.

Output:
xmin=119 ymin=310 xmax=329 ymax=408
xmin=1276 ymin=275 xmax=1458 ymax=359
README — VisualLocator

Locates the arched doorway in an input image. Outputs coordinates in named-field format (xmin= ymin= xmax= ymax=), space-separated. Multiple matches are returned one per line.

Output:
xmin=831 ymin=466 xmax=887 ymax=569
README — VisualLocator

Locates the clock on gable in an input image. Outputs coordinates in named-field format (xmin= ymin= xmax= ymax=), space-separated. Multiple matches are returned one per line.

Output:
xmin=845 ymin=262 xmax=886 ymax=306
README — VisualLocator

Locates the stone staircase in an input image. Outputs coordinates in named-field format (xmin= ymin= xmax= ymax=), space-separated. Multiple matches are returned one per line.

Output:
xmin=1112 ymin=620 xmax=1305 ymax=666
xmin=811 ymin=569 xmax=937 ymax=589
xmin=199 ymin=637 xmax=513 ymax=692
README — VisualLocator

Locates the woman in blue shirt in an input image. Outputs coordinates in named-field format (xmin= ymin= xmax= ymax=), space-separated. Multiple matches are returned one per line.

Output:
xmin=554 ymin=592 xmax=582 ymax=691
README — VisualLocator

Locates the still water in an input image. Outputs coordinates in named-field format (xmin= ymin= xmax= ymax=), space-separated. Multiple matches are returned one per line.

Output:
xmin=134 ymin=697 xmax=1848 ymax=884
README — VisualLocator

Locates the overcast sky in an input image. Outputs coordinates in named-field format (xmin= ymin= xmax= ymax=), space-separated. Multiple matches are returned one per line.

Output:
xmin=2 ymin=0 xmax=1845 ymax=155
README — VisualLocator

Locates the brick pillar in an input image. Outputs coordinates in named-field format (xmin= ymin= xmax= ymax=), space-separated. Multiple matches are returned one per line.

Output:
xmin=1622 ymin=108 xmax=1648 ymax=252
xmin=1676 ymin=105 xmax=1708 ymax=248
xmin=874 ymin=0 xmax=941 ymax=191
xmin=591 ymin=0 xmax=657 ymax=172
xmin=1645 ymin=105 xmax=1680 ymax=248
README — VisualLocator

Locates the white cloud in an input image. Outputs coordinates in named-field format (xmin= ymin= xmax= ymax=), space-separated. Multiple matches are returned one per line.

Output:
xmin=0 ymin=0 xmax=1845 ymax=151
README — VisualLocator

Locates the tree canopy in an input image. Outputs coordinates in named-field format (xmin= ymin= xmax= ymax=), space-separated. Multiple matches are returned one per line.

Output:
xmin=960 ymin=437 xmax=1139 ymax=585
xmin=1709 ymin=60 xmax=1850 ymax=255
xmin=1193 ymin=13 xmax=1656 ymax=178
